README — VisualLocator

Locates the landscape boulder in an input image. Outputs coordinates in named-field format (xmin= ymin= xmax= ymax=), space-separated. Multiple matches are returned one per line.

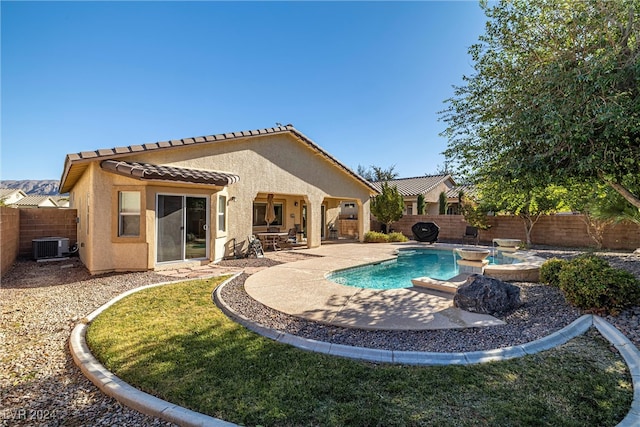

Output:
xmin=453 ymin=275 xmax=521 ymax=315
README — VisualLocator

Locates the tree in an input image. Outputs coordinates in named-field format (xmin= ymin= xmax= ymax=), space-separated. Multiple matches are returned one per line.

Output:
xmin=479 ymin=181 xmax=565 ymax=246
xmin=433 ymin=159 xmax=454 ymax=176
xmin=438 ymin=191 xmax=448 ymax=215
xmin=417 ymin=194 xmax=426 ymax=215
xmin=563 ymin=181 xmax=616 ymax=248
xmin=440 ymin=0 xmax=640 ymax=213
xmin=458 ymin=190 xmax=490 ymax=230
xmin=371 ymin=182 xmax=404 ymax=234
xmin=356 ymin=165 xmax=374 ymax=182
xmin=564 ymin=180 xmax=640 ymax=248
xmin=356 ymin=164 xmax=398 ymax=182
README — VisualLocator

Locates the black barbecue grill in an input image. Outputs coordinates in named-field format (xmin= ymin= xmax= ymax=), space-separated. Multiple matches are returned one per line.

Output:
xmin=411 ymin=222 xmax=440 ymax=243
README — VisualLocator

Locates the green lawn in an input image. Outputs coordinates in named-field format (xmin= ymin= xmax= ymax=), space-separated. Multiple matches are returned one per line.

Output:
xmin=86 ymin=278 xmax=633 ymax=427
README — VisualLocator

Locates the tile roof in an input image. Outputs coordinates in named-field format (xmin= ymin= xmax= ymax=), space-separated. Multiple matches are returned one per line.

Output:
xmin=370 ymin=175 xmax=454 ymax=197
xmin=0 ymin=188 xmax=25 ymax=197
xmin=60 ymin=124 xmax=378 ymax=194
xmin=446 ymin=184 xmax=478 ymax=200
xmin=10 ymin=195 xmax=57 ymax=207
xmin=63 ymin=126 xmax=293 ymax=164
xmin=100 ymin=160 xmax=240 ymax=187
xmin=51 ymin=196 xmax=70 ymax=206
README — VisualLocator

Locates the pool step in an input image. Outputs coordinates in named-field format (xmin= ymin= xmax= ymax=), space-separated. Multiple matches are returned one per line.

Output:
xmin=411 ymin=274 xmax=471 ymax=294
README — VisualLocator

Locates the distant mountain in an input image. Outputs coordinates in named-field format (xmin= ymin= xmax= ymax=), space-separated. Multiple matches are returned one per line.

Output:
xmin=0 ymin=180 xmax=61 ymax=195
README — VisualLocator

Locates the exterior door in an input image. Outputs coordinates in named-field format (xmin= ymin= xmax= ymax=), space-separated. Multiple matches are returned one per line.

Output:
xmin=157 ymin=195 xmax=208 ymax=263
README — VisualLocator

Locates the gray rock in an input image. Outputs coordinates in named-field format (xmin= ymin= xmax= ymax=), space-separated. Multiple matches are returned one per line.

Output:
xmin=453 ymin=275 xmax=522 ymax=315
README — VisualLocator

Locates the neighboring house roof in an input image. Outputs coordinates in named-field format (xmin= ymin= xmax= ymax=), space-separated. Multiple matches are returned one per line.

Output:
xmin=10 ymin=195 xmax=58 ymax=208
xmin=51 ymin=196 xmax=70 ymax=207
xmin=0 ymin=188 xmax=28 ymax=204
xmin=60 ymin=124 xmax=378 ymax=194
xmin=446 ymin=184 xmax=479 ymax=201
xmin=100 ymin=160 xmax=241 ymax=187
xmin=370 ymin=175 xmax=454 ymax=197
xmin=0 ymin=188 xmax=26 ymax=197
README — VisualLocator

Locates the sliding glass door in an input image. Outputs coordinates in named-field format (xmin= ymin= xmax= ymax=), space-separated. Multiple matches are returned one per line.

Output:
xmin=157 ymin=195 xmax=208 ymax=263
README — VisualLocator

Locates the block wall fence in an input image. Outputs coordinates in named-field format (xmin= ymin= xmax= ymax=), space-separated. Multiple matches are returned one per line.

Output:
xmin=1 ymin=207 xmax=20 ymax=277
xmin=3 ymin=208 xmax=638 ymax=277
xmin=1 ymin=207 xmax=78 ymax=277
xmin=373 ymin=214 xmax=640 ymax=251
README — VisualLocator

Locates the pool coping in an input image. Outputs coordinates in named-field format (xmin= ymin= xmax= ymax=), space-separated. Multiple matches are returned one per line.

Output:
xmin=69 ymin=262 xmax=640 ymax=427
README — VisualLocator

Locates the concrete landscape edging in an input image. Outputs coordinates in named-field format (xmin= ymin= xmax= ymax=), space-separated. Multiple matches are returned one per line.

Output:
xmin=69 ymin=277 xmax=238 ymax=427
xmin=214 ymin=278 xmax=640 ymax=427
xmin=214 ymin=280 xmax=589 ymax=366
xmin=69 ymin=274 xmax=640 ymax=427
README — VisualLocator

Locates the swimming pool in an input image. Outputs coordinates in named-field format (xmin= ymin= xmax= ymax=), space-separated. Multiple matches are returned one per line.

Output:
xmin=327 ymin=248 xmax=516 ymax=290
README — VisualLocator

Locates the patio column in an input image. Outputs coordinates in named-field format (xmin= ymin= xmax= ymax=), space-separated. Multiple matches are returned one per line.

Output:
xmin=358 ymin=198 xmax=370 ymax=242
xmin=305 ymin=195 xmax=323 ymax=248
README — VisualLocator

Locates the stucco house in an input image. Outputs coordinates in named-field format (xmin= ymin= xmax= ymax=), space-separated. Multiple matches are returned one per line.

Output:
xmin=59 ymin=125 xmax=377 ymax=274
xmin=370 ymin=175 xmax=456 ymax=216
xmin=0 ymin=188 xmax=28 ymax=205
xmin=445 ymin=184 xmax=477 ymax=215
xmin=9 ymin=195 xmax=59 ymax=208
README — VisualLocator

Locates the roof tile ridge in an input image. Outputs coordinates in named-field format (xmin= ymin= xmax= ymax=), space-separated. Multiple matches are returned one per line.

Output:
xmin=70 ymin=124 xmax=296 ymax=161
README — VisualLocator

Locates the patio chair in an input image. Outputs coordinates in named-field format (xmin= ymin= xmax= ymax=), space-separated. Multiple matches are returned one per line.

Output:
xmin=286 ymin=228 xmax=297 ymax=244
xmin=247 ymin=235 xmax=264 ymax=258
xmin=274 ymin=228 xmax=297 ymax=250
xmin=462 ymin=226 xmax=479 ymax=245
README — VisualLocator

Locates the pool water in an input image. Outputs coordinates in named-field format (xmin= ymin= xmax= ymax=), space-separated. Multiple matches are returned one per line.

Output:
xmin=327 ymin=249 xmax=513 ymax=290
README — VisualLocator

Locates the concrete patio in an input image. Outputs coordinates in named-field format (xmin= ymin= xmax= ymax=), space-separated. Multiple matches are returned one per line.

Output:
xmin=243 ymin=242 xmax=506 ymax=330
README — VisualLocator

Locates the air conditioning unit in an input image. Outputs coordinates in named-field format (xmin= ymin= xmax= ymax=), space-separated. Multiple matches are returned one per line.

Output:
xmin=33 ymin=237 xmax=70 ymax=260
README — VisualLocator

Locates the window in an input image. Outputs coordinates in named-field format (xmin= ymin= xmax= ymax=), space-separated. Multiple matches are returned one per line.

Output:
xmin=119 ymin=191 xmax=140 ymax=236
xmin=252 ymin=202 xmax=283 ymax=226
xmin=218 ymin=195 xmax=226 ymax=232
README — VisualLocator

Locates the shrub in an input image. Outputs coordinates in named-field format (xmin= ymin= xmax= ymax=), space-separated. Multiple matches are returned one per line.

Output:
xmin=387 ymin=232 xmax=408 ymax=242
xmin=364 ymin=231 xmax=389 ymax=243
xmin=557 ymin=254 xmax=640 ymax=314
xmin=539 ymin=258 xmax=566 ymax=287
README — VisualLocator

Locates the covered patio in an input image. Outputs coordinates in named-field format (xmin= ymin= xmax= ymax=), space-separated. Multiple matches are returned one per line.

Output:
xmin=251 ymin=192 xmax=366 ymax=251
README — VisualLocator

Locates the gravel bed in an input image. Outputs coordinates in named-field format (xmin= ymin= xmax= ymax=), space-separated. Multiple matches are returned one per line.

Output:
xmin=1 ymin=258 xmax=176 ymax=427
xmin=220 ymin=273 xmax=584 ymax=352
xmin=1 ymin=248 xmax=638 ymax=426
xmin=218 ymin=247 xmax=640 ymax=352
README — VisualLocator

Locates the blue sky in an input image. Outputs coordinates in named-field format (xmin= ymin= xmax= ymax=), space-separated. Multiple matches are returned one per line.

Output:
xmin=1 ymin=1 xmax=487 ymax=182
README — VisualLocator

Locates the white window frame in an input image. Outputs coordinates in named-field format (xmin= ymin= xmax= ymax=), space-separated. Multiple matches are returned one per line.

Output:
xmin=118 ymin=191 xmax=141 ymax=237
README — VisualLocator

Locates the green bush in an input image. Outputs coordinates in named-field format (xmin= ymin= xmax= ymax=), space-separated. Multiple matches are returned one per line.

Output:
xmin=364 ymin=231 xmax=409 ymax=243
xmin=364 ymin=231 xmax=389 ymax=243
xmin=557 ymin=254 xmax=640 ymax=314
xmin=387 ymin=232 xmax=408 ymax=242
xmin=539 ymin=258 xmax=567 ymax=287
